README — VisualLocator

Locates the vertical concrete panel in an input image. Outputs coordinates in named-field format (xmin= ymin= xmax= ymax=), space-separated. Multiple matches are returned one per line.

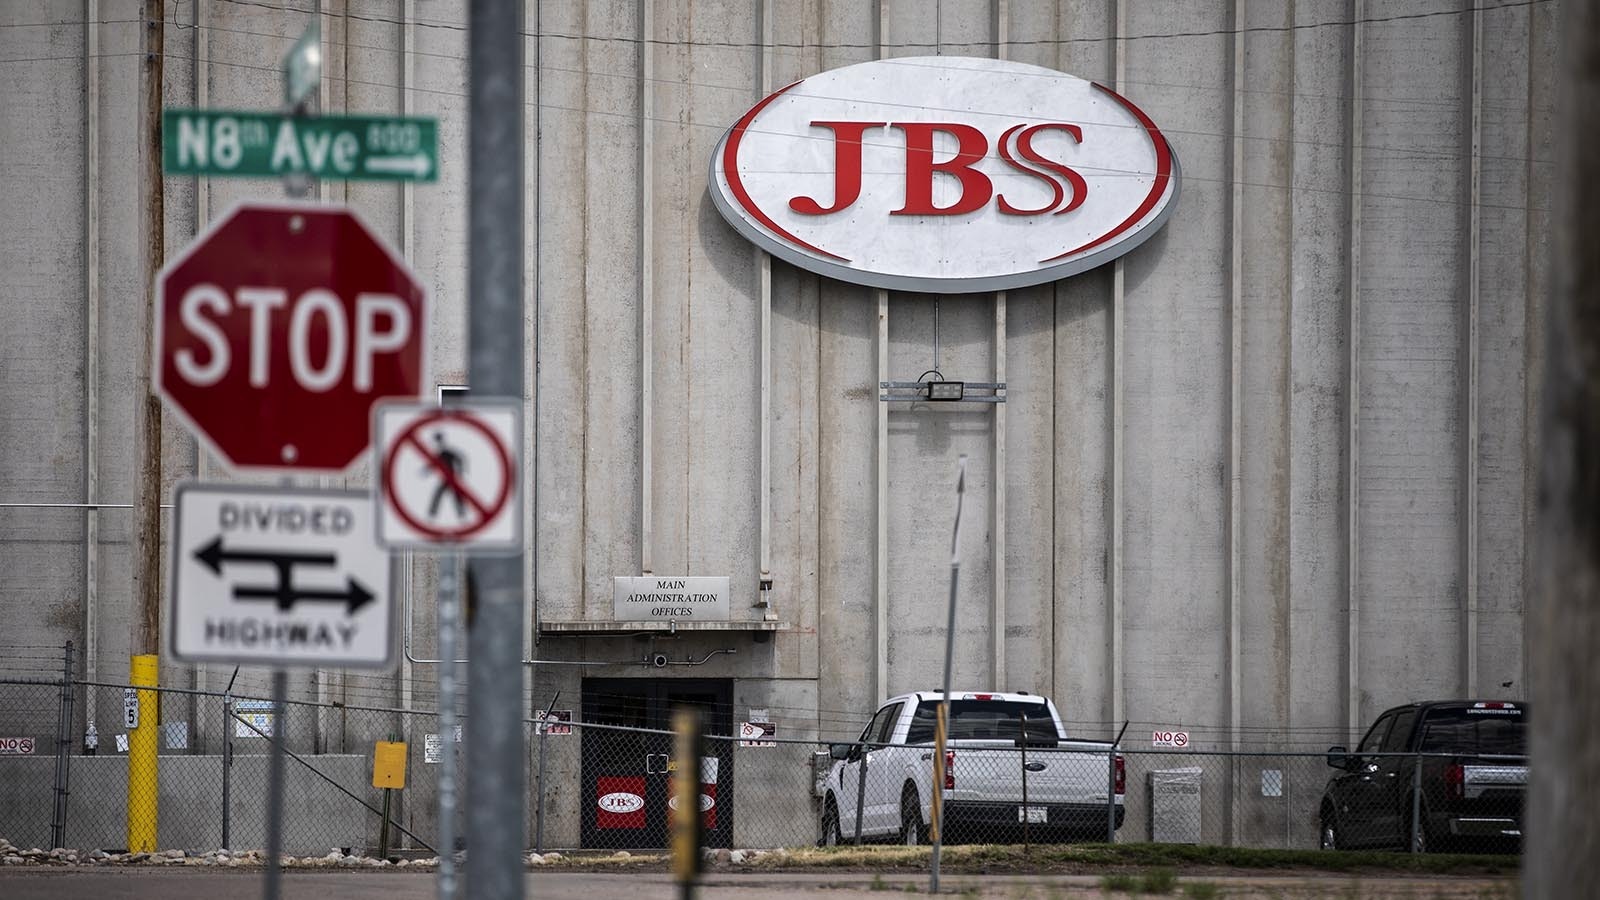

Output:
xmin=1287 ymin=0 xmax=1353 ymax=745
xmin=885 ymin=296 xmax=996 ymax=695
xmin=1118 ymin=5 xmax=1230 ymax=737
xmin=0 ymin=6 xmax=87 ymax=653
xmin=1471 ymin=1 xmax=1532 ymax=701
xmin=808 ymin=1 xmax=881 ymax=719
xmin=534 ymin=1 xmax=591 ymax=622
xmin=678 ymin=0 xmax=761 ymax=599
xmin=1236 ymin=1 xmax=1295 ymax=745
xmin=582 ymin=0 xmax=644 ymax=615
xmin=1356 ymin=1 xmax=1467 ymax=713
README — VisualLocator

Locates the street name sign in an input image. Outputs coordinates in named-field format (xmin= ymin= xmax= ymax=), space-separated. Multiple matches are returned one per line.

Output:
xmin=163 ymin=109 xmax=438 ymax=182
xmin=168 ymin=482 xmax=395 ymax=669
xmin=155 ymin=201 xmax=428 ymax=472
xmin=374 ymin=401 xmax=523 ymax=551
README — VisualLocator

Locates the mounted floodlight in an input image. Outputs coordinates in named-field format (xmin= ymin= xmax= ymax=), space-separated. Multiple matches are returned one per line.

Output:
xmin=925 ymin=380 xmax=966 ymax=401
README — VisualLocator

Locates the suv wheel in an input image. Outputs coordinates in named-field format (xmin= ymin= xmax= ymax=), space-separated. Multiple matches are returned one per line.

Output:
xmin=820 ymin=796 xmax=841 ymax=847
xmin=1320 ymin=814 xmax=1341 ymax=851
xmin=900 ymin=786 xmax=927 ymax=846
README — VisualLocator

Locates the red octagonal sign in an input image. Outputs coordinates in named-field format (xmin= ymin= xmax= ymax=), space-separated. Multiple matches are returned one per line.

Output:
xmin=156 ymin=202 xmax=428 ymax=472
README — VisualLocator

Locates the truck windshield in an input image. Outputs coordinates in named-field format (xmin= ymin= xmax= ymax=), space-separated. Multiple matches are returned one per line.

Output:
xmin=1416 ymin=707 xmax=1527 ymax=755
xmin=906 ymin=700 xmax=1060 ymax=743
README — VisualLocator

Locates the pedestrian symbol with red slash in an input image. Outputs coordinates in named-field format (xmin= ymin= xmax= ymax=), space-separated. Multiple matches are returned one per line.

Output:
xmin=374 ymin=401 xmax=523 ymax=551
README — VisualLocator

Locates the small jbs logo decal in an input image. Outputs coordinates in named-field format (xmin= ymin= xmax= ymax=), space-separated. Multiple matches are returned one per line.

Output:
xmin=710 ymin=56 xmax=1179 ymax=293
xmin=597 ymin=791 xmax=645 ymax=814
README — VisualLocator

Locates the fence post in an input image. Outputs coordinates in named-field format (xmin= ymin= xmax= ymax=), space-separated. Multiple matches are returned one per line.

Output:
xmin=535 ymin=719 xmax=548 ymax=851
xmin=853 ymin=746 xmax=868 ymax=844
xmin=1107 ymin=745 xmax=1117 ymax=843
xmin=51 ymin=641 xmax=74 ymax=849
xmin=221 ymin=691 xmax=232 ymax=849
xmin=1410 ymin=751 xmax=1423 ymax=853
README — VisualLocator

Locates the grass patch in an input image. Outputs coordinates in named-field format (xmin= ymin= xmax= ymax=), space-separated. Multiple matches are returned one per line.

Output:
xmin=1180 ymin=883 xmax=1220 ymax=900
xmin=1139 ymin=868 xmax=1177 ymax=893
xmin=1102 ymin=873 xmax=1138 ymax=892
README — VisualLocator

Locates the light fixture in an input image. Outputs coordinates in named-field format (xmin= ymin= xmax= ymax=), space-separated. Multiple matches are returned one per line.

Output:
xmin=925 ymin=380 xmax=965 ymax=401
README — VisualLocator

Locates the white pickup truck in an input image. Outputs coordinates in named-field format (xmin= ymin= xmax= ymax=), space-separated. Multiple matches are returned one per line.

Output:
xmin=821 ymin=691 xmax=1125 ymax=845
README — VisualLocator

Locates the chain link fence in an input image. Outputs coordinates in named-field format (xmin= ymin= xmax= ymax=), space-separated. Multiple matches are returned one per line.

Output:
xmin=0 ymin=671 xmax=1525 ymax=858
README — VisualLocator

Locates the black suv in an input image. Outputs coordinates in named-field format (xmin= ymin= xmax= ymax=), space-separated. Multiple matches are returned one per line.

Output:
xmin=1319 ymin=701 xmax=1527 ymax=853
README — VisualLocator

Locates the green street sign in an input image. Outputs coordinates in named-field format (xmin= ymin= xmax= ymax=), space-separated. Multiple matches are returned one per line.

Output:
xmin=163 ymin=109 xmax=438 ymax=182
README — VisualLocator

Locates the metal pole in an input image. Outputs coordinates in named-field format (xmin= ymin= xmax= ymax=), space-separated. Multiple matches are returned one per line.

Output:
xmin=1019 ymin=710 xmax=1029 ymax=852
xmin=437 ymin=555 xmax=459 ymax=898
xmin=380 ymin=788 xmax=394 ymax=859
xmin=930 ymin=457 xmax=968 ymax=895
xmin=264 ymin=670 xmax=287 ymax=900
xmin=534 ymin=693 xmax=557 ymax=853
xmin=466 ymin=1 xmax=527 ymax=897
xmin=51 ymin=641 xmax=73 ymax=849
xmin=221 ymin=691 xmax=232 ymax=849
xmin=1107 ymin=745 xmax=1117 ymax=843
xmin=852 ymin=749 xmax=868 ymax=844
xmin=1410 ymin=752 xmax=1423 ymax=853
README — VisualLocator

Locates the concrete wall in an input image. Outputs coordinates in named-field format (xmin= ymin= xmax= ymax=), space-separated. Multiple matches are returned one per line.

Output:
xmin=0 ymin=755 xmax=370 ymax=854
xmin=0 ymin=0 xmax=1554 ymax=846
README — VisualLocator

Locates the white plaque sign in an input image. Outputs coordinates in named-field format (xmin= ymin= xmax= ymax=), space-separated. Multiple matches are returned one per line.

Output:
xmin=613 ymin=576 xmax=730 ymax=622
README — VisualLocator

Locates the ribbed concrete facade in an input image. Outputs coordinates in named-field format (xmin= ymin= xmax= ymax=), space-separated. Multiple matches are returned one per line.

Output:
xmin=0 ymin=0 xmax=1554 ymax=842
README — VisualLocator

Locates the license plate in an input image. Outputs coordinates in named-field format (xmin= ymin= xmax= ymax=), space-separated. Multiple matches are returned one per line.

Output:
xmin=1018 ymin=806 xmax=1047 ymax=824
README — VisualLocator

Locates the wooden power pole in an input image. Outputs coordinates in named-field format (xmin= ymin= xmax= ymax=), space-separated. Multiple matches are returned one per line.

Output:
xmin=1528 ymin=0 xmax=1600 ymax=895
xmin=131 ymin=0 xmax=164 ymax=659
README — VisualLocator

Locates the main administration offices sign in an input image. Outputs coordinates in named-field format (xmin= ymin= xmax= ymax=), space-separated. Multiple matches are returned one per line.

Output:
xmin=708 ymin=56 xmax=1180 ymax=293
xmin=613 ymin=576 xmax=730 ymax=621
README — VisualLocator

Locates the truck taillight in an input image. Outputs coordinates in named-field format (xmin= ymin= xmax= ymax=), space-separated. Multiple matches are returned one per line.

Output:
xmin=1445 ymin=763 xmax=1464 ymax=800
xmin=1114 ymin=754 xmax=1126 ymax=795
xmin=945 ymin=750 xmax=956 ymax=790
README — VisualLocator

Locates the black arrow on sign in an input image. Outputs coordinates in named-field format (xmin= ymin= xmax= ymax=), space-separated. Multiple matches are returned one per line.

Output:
xmin=193 ymin=536 xmax=372 ymax=613
xmin=195 ymin=537 xmax=334 ymax=575
xmin=234 ymin=578 xmax=376 ymax=615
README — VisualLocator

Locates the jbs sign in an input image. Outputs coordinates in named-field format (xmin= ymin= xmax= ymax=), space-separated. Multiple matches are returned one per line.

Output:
xmin=709 ymin=57 xmax=1180 ymax=293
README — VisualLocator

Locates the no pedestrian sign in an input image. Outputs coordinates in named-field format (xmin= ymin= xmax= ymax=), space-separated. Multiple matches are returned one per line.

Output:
xmin=375 ymin=401 xmax=523 ymax=552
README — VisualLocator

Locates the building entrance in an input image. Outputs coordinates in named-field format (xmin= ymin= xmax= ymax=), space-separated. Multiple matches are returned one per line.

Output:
xmin=580 ymin=677 xmax=734 ymax=849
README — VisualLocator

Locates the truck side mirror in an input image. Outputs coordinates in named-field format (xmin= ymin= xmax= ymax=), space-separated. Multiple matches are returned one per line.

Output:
xmin=1326 ymin=746 xmax=1352 ymax=770
xmin=829 ymin=743 xmax=854 ymax=761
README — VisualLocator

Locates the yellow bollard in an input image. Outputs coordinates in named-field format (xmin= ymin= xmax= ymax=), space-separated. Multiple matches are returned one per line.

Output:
xmin=127 ymin=654 xmax=159 ymax=853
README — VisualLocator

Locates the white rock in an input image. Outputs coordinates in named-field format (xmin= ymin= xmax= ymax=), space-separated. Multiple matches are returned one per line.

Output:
xmin=526 ymin=853 xmax=543 ymax=865
xmin=542 ymin=852 xmax=562 ymax=863
xmin=729 ymin=850 xmax=746 ymax=865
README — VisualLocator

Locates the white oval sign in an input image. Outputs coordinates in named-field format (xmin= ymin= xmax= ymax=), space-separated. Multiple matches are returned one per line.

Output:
xmin=667 ymin=793 xmax=716 ymax=812
xmin=597 ymin=791 xmax=645 ymax=814
xmin=709 ymin=56 xmax=1180 ymax=293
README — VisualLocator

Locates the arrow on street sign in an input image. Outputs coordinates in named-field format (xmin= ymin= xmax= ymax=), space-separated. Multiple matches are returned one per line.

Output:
xmin=192 ymin=537 xmax=375 ymax=613
xmin=194 ymin=537 xmax=333 ymax=575
xmin=364 ymin=153 xmax=433 ymax=178
xmin=235 ymin=578 xmax=376 ymax=614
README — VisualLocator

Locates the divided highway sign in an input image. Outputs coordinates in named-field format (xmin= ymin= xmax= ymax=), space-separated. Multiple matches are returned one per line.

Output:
xmin=168 ymin=482 xmax=394 ymax=669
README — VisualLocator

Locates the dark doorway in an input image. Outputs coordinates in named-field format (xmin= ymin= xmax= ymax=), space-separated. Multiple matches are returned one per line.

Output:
xmin=580 ymin=678 xmax=734 ymax=849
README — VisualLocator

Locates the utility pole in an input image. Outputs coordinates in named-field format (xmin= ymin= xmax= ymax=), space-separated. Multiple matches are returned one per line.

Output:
xmin=126 ymin=0 xmax=164 ymax=855
xmin=1528 ymin=0 xmax=1600 ymax=896
xmin=465 ymin=1 xmax=527 ymax=898
xmin=132 ymin=0 xmax=164 ymax=658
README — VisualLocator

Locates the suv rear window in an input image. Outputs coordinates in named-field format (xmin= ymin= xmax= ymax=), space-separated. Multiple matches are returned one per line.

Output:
xmin=906 ymin=700 xmax=1061 ymax=743
xmin=1416 ymin=706 xmax=1528 ymax=755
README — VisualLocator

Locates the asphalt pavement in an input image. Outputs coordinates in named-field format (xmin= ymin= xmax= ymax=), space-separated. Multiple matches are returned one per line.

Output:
xmin=0 ymin=868 xmax=1520 ymax=898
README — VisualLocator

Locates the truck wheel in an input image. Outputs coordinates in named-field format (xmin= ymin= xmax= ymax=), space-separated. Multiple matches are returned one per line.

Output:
xmin=821 ymin=796 xmax=842 ymax=847
xmin=900 ymin=786 xmax=927 ymax=846
xmin=1320 ymin=814 xmax=1342 ymax=851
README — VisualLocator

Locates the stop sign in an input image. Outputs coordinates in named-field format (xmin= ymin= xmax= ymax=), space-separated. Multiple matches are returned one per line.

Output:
xmin=156 ymin=202 xmax=428 ymax=471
